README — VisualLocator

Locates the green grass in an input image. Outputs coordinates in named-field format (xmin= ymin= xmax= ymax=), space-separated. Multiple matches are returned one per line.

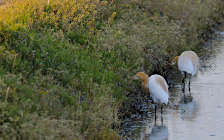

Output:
xmin=0 ymin=28 xmax=123 ymax=139
xmin=0 ymin=0 xmax=224 ymax=139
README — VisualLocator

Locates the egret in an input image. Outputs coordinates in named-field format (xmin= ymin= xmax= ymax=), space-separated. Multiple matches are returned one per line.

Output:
xmin=171 ymin=51 xmax=199 ymax=92
xmin=132 ymin=72 xmax=169 ymax=119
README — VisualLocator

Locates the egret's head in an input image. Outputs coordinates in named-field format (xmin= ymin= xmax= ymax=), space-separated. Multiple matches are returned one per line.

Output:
xmin=132 ymin=72 xmax=149 ymax=94
xmin=171 ymin=56 xmax=179 ymax=65
xmin=132 ymin=72 xmax=149 ymax=82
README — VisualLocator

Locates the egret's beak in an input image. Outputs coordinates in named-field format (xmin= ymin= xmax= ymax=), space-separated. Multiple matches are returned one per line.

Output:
xmin=163 ymin=63 xmax=171 ymax=69
xmin=170 ymin=61 xmax=176 ymax=65
xmin=131 ymin=75 xmax=139 ymax=80
xmin=166 ymin=61 xmax=175 ymax=66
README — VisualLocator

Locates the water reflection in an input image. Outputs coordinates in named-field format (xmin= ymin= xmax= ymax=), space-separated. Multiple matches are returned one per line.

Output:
xmin=181 ymin=86 xmax=193 ymax=104
xmin=147 ymin=125 xmax=168 ymax=140
xmin=178 ymin=99 xmax=198 ymax=121
xmin=139 ymin=118 xmax=168 ymax=140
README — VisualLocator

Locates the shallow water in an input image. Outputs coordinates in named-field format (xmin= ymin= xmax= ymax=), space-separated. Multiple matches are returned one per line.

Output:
xmin=125 ymin=32 xmax=224 ymax=140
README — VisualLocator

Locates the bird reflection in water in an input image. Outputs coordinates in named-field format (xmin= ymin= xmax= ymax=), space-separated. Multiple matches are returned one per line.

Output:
xmin=142 ymin=123 xmax=168 ymax=140
xmin=179 ymin=92 xmax=198 ymax=121
xmin=181 ymin=80 xmax=193 ymax=104
xmin=147 ymin=125 xmax=168 ymax=140
xmin=140 ymin=114 xmax=168 ymax=140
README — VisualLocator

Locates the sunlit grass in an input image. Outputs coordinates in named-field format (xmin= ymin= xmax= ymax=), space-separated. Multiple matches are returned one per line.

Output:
xmin=0 ymin=0 xmax=113 ymax=31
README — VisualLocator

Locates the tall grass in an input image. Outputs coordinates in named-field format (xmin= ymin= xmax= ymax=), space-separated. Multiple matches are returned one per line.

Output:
xmin=0 ymin=0 xmax=114 ymax=31
xmin=0 ymin=0 xmax=224 ymax=139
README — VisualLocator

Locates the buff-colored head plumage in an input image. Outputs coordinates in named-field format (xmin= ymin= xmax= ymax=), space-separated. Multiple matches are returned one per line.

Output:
xmin=132 ymin=72 xmax=149 ymax=95
xmin=171 ymin=56 xmax=179 ymax=65
xmin=134 ymin=72 xmax=148 ymax=81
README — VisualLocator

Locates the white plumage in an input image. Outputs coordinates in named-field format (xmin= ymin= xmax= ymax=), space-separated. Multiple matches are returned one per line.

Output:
xmin=132 ymin=72 xmax=169 ymax=118
xmin=171 ymin=50 xmax=200 ymax=92
xmin=177 ymin=51 xmax=199 ymax=76
xmin=132 ymin=72 xmax=169 ymax=105
xmin=148 ymin=74 xmax=169 ymax=105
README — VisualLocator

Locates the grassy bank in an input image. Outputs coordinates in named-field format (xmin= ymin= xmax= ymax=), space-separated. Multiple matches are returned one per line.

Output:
xmin=0 ymin=0 xmax=224 ymax=139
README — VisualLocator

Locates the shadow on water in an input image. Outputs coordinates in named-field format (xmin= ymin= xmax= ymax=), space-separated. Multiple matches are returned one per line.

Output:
xmin=121 ymin=31 xmax=224 ymax=140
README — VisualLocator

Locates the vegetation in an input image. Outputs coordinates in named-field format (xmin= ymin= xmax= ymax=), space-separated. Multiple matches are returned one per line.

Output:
xmin=0 ymin=0 xmax=223 ymax=139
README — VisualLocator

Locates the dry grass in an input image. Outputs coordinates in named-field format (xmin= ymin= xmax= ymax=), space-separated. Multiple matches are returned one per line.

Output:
xmin=0 ymin=0 xmax=114 ymax=32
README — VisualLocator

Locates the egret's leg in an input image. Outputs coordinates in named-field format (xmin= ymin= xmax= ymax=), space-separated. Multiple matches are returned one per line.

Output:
xmin=160 ymin=105 xmax=164 ymax=126
xmin=155 ymin=104 xmax=157 ymax=122
xmin=161 ymin=111 xmax=164 ymax=126
xmin=182 ymin=78 xmax=185 ymax=93
xmin=189 ymin=75 xmax=191 ymax=95
xmin=182 ymin=72 xmax=187 ymax=92
xmin=161 ymin=106 xmax=163 ymax=115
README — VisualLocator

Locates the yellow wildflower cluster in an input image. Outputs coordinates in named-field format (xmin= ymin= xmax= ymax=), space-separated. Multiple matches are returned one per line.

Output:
xmin=0 ymin=0 xmax=112 ymax=31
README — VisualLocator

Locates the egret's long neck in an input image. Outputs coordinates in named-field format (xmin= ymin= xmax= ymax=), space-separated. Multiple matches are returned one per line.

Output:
xmin=174 ymin=56 xmax=179 ymax=67
xmin=141 ymin=75 xmax=148 ymax=85
xmin=141 ymin=75 xmax=149 ymax=94
xmin=143 ymin=81 xmax=149 ymax=95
